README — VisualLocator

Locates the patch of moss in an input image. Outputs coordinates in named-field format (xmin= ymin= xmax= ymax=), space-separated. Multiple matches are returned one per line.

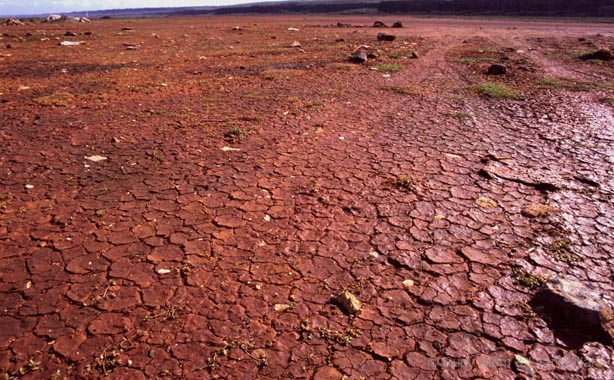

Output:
xmin=473 ymin=83 xmax=523 ymax=100
xmin=549 ymin=239 xmax=582 ymax=265
xmin=537 ymin=77 xmax=597 ymax=91
xmin=374 ymin=63 xmax=402 ymax=72
xmin=34 ymin=92 xmax=74 ymax=107
xmin=512 ymin=267 xmax=548 ymax=289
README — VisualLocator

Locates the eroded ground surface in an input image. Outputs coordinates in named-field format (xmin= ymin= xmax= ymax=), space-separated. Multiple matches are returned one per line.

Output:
xmin=1 ymin=15 xmax=614 ymax=380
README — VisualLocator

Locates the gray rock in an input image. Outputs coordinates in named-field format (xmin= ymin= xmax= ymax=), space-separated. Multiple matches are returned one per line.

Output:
xmin=534 ymin=277 xmax=613 ymax=343
xmin=377 ymin=33 xmax=396 ymax=42
xmin=347 ymin=50 xmax=368 ymax=64
xmin=580 ymin=48 xmax=611 ymax=61
xmin=487 ymin=63 xmax=507 ymax=75
xmin=512 ymin=355 xmax=534 ymax=376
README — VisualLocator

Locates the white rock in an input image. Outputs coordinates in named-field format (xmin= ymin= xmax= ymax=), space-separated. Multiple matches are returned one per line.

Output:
xmin=85 ymin=155 xmax=107 ymax=162
xmin=220 ymin=146 xmax=240 ymax=152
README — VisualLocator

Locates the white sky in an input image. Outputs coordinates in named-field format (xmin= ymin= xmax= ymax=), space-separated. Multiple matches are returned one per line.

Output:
xmin=0 ymin=0 xmax=263 ymax=16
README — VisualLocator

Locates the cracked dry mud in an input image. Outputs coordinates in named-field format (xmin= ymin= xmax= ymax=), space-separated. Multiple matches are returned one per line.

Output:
xmin=1 ymin=15 xmax=614 ymax=380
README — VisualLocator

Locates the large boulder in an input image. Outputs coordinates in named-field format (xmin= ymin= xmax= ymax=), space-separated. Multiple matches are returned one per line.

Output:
xmin=3 ymin=18 xmax=25 ymax=26
xmin=580 ymin=48 xmax=612 ymax=61
xmin=533 ymin=277 xmax=614 ymax=344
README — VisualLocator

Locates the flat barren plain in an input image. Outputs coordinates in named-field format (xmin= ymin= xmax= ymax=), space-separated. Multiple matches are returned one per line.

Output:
xmin=1 ymin=15 xmax=614 ymax=380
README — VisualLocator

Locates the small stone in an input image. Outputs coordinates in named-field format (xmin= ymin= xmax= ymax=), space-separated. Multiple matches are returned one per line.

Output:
xmin=25 ymin=184 xmax=34 ymax=189
xmin=409 ymin=51 xmax=419 ymax=59
xmin=392 ymin=21 xmax=403 ymax=28
xmin=373 ymin=21 xmax=387 ymax=28
xmin=348 ymin=50 xmax=367 ymax=64
xmin=377 ymin=33 xmax=396 ymax=42
xmin=402 ymin=279 xmax=415 ymax=288
xmin=274 ymin=303 xmax=292 ymax=312
xmin=157 ymin=268 xmax=172 ymax=275
xmin=476 ymin=196 xmax=497 ymax=209
xmin=232 ymin=26 xmax=242 ymax=30
xmin=487 ymin=63 xmax=507 ymax=75
xmin=512 ymin=355 xmax=534 ymax=376
xmin=65 ymin=31 xmax=76 ymax=37
xmin=290 ymin=41 xmax=301 ymax=48
xmin=335 ymin=291 xmax=361 ymax=314
xmin=367 ymin=251 xmax=379 ymax=259
xmin=522 ymin=203 xmax=555 ymax=218
xmin=148 ymin=349 xmax=156 ymax=358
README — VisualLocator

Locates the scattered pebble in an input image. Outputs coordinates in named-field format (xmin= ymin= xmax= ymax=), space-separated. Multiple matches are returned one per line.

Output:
xmin=157 ymin=268 xmax=172 ymax=275
xmin=402 ymin=279 xmax=415 ymax=288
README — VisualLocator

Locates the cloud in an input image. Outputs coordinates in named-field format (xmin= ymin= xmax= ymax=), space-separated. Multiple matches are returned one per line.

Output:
xmin=0 ymin=0 xmax=259 ymax=16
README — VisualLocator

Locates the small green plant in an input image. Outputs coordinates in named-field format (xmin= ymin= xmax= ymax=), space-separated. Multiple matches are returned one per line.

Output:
xmin=374 ymin=63 xmax=402 ymax=72
xmin=391 ymin=176 xmax=418 ymax=192
xmin=454 ymin=57 xmax=499 ymax=64
xmin=549 ymin=239 xmax=582 ymax=265
xmin=388 ymin=52 xmax=403 ymax=59
xmin=512 ymin=267 xmax=548 ymax=289
xmin=473 ymin=83 xmax=522 ymax=100
xmin=387 ymin=86 xmax=411 ymax=95
xmin=317 ymin=327 xmax=360 ymax=346
xmin=223 ymin=128 xmax=246 ymax=143
xmin=0 ymin=192 xmax=11 ymax=210
xmin=451 ymin=112 xmax=471 ymax=120
xmin=34 ymin=92 xmax=74 ymax=107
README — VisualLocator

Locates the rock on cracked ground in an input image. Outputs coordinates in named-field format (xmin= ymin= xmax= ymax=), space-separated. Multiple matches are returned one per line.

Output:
xmin=1 ymin=15 xmax=614 ymax=380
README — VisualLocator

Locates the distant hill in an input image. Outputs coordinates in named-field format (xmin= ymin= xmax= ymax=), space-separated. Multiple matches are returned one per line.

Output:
xmin=42 ymin=0 xmax=614 ymax=18
xmin=64 ymin=6 xmax=216 ymax=19
xmin=211 ymin=0 xmax=614 ymax=17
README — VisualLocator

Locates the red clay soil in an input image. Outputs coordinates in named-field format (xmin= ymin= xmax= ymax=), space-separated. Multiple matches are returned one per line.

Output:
xmin=1 ymin=15 xmax=614 ymax=379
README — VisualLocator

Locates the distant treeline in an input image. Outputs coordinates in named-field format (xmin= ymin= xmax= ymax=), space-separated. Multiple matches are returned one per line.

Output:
xmin=211 ymin=0 xmax=614 ymax=16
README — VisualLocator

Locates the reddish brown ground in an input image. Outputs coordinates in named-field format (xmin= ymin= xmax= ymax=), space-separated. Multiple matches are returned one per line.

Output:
xmin=1 ymin=15 xmax=614 ymax=380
